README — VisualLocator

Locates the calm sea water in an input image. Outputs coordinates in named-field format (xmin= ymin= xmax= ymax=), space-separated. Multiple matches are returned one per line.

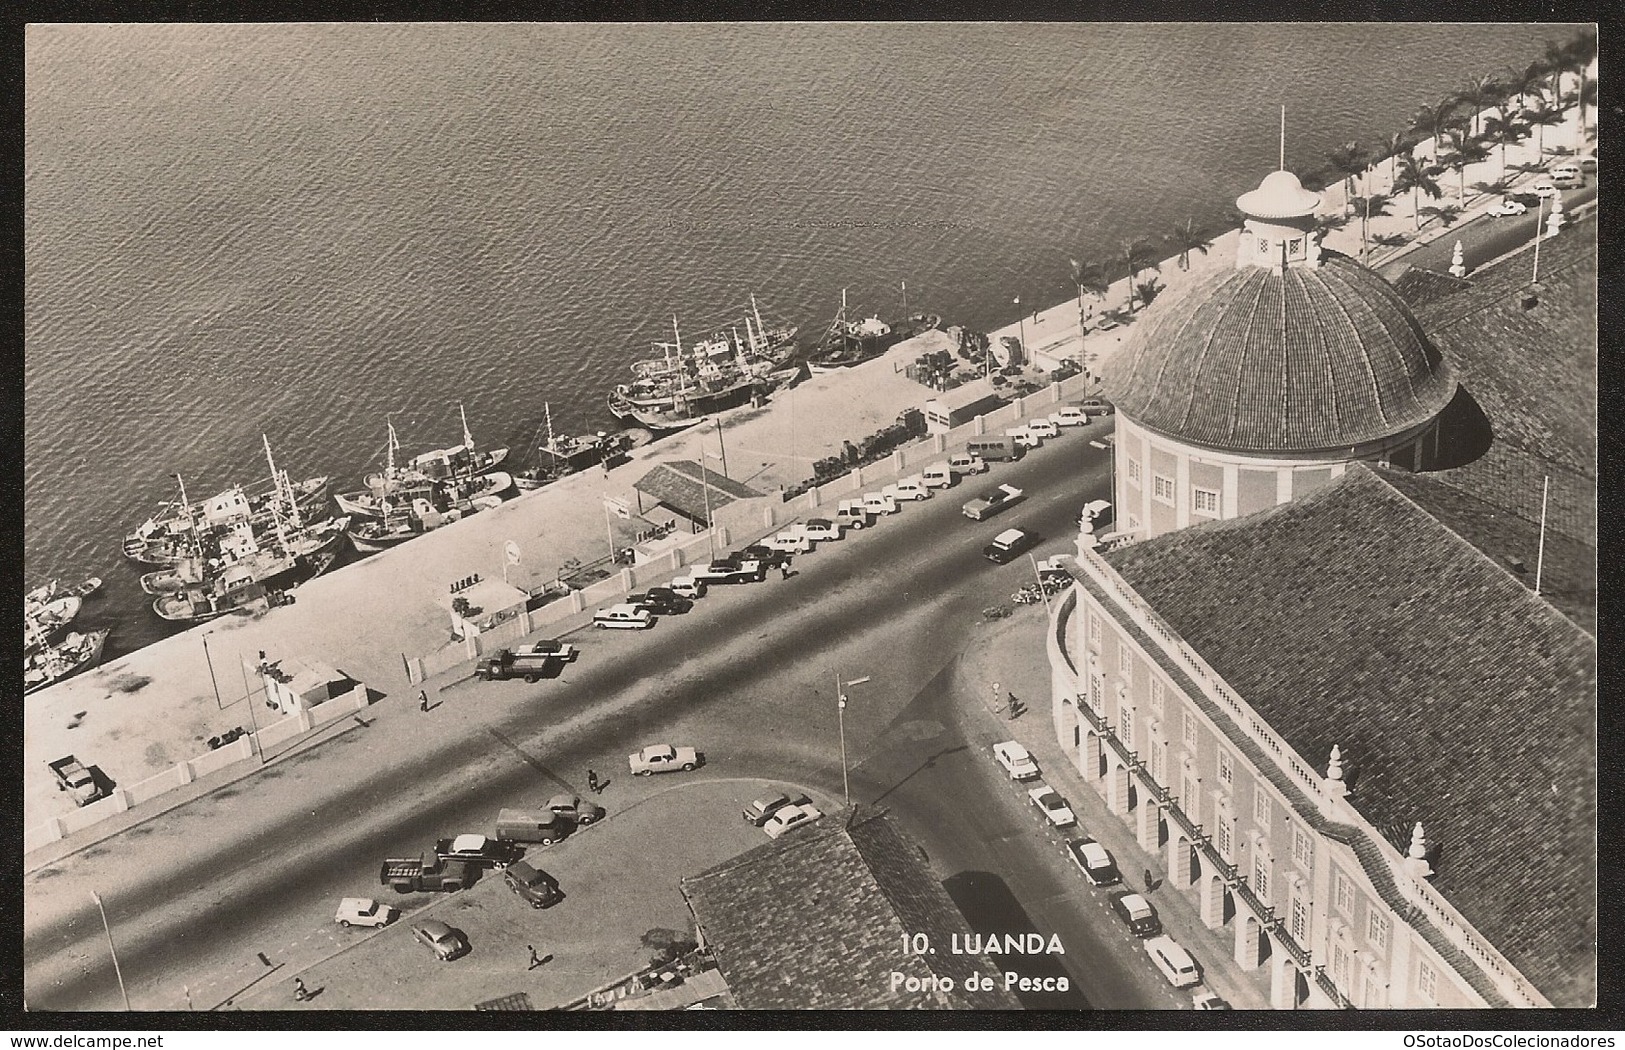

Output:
xmin=24 ymin=21 xmax=1565 ymax=656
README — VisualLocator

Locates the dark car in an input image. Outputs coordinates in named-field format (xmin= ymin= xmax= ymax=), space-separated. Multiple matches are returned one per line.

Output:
xmin=503 ymin=859 xmax=563 ymax=909
xmin=626 ymin=591 xmax=693 ymax=615
xmin=1079 ymin=397 xmax=1115 ymax=416
xmin=1108 ymin=891 xmax=1162 ymax=937
xmin=742 ymin=792 xmax=810 ymax=827
xmin=731 ymin=545 xmax=790 ymax=568
xmin=545 ymin=792 xmax=606 ymax=827
xmin=983 ymin=527 xmax=1039 ymax=564
xmin=1067 ymin=838 xmax=1122 ymax=886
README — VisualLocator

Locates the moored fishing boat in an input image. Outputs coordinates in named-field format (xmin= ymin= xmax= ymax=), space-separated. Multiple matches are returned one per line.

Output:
xmin=804 ymin=287 xmax=941 ymax=374
xmin=24 ymin=628 xmax=110 ymax=695
xmin=24 ymin=594 xmax=83 ymax=653
xmin=512 ymin=403 xmax=638 ymax=490
xmin=346 ymin=495 xmax=504 ymax=553
xmin=606 ymin=314 xmax=792 ymax=434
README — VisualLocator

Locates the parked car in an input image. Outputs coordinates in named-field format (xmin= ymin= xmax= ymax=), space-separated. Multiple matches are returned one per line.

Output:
xmin=1094 ymin=318 xmax=1122 ymax=333
xmin=1108 ymin=891 xmax=1162 ymax=937
xmin=993 ymin=740 xmax=1040 ymax=780
xmin=1192 ymin=991 xmax=1232 ymax=1011
xmin=743 ymin=792 xmax=811 ymax=826
xmin=861 ymin=492 xmax=899 ymax=516
xmin=412 ymin=919 xmax=470 ymax=962
xmin=1037 ymin=554 xmax=1071 ymax=581
xmin=1028 ymin=785 xmax=1076 ymax=827
xmin=512 ymin=638 xmax=577 ymax=662
xmin=1579 ymin=152 xmax=1598 ymax=172
xmin=1532 ymin=179 xmax=1559 ymax=198
xmin=733 ymin=544 xmax=792 ymax=568
xmin=545 ymin=792 xmax=606 ymax=826
xmin=1049 ymin=406 xmax=1092 ymax=427
xmin=800 ymin=518 xmax=844 ymax=541
xmin=435 ymin=834 xmax=520 ymax=869
xmin=593 ymin=604 xmax=655 ymax=629
xmin=762 ymin=802 xmax=823 ymax=839
xmin=1145 ymin=935 xmax=1201 ymax=988
xmin=1489 ymin=197 xmax=1528 ymax=217
xmin=884 ymin=476 xmax=933 ymax=502
xmin=1067 ymin=838 xmax=1122 ymax=886
xmin=503 ymin=859 xmax=563 ymax=909
xmin=626 ymin=591 xmax=693 ymax=615
xmin=334 ymin=897 xmax=397 ymax=928
xmin=767 ymin=530 xmax=816 ymax=556
xmin=1027 ymin=418 xmax=1061 ymax=439
xmin=629 ymin=743 xmax=700 ymax=775
xmin=1079 ymin=398 xmax=1115 ymax=415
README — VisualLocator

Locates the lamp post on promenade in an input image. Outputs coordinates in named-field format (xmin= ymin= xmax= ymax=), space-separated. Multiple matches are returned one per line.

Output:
xmin=202 ymin=630 xmax=224 ymax=710
xmin=1027 ymin=552 xmax=1054 ymax=615
xmin=89 ymin=890 xmax=131 ymax=1011
xmin=835 ymin=674 xmax=871 ymax=809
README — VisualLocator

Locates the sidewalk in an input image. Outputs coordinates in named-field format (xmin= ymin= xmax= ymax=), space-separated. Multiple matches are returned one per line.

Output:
xmin=954 ymin=601 xmax=1271 ymax=1010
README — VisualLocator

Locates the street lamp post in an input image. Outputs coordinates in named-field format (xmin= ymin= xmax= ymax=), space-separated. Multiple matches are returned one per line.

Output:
xmin=89 ymin=890 xmax=131 ymax=1010
xmin=1027 ymin=552 xmax=1054 ymax=615
xmin=835 ymin=674 xmax=870 ymax=809
xmin=238 ymin=653 xmax=265 ymax=765
xmin=202 ymin=630 xmax=224 ymax=710
xmin=713 ymin=417 xmax=729 ymax=480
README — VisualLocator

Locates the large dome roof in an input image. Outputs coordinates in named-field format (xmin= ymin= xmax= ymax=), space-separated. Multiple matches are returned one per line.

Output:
xmin=1106 ymin=251 xmax=1455 ymax=453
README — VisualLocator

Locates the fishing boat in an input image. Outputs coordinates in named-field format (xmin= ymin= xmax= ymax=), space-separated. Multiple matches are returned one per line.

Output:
xmin=122 ymin=448 xmax=330 ymax=566
xmin=340 ymin=414 xmax=513 ymax=516
xmin=346 ymin=495 xmax=504 ymax=553
xmin=24 ymin=593 xmax=83 ymax=653
xmin=512 ymin=404 xmax=639 ymax=490
xmin=24 ymin=628 xmax=110 ymax=695
xmin=606 ymin=314 xmax=793 ymax=434
xmin=804 ymin=287 xmax=940 ymax=374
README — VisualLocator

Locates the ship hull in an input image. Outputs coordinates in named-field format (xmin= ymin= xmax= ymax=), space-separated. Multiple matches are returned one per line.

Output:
xmin=24 ymin=629 xmax=110 ymax=695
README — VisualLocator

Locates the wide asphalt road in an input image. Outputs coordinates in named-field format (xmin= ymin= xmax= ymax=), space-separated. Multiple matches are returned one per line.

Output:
xmin=25 ymin=420 xmax=1179 ymax=1012
xmin=1377 ymin=180 xmax=1596 ymax=281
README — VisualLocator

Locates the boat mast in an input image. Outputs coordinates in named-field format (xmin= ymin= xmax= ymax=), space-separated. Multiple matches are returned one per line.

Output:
xmin=459 ymin=403 xmax=476 ymax=481
xmin=751 ymin=293 xmax=767 ymax=344
xmin=673 ymin=315 xmax=689 ymax=411
xmin=263 ymin=435 xmax=303 ymax=530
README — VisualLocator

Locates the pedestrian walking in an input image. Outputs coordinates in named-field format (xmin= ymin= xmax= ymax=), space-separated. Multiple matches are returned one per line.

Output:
xmin=418 ymin=690 xmax=430 ymax=713
xmin=528 ymin=945 xmax=544 ymax=970
xmin=780 ymin=562 xmax=792 ymax=580
xmin=586 ymin=769 xmax=600 ymax=794
xmin=1144 ymin=868 xmax=1156 ymax=892
xmin=293 ymin=978 xmax=308 ymax=1002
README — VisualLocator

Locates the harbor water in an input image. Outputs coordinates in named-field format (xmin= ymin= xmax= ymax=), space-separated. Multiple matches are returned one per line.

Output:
xmin=24 ymin=22 xmax=1564 ymax=657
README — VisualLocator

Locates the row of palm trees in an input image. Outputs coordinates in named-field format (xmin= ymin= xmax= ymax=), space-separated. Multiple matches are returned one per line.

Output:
xmin=1059 ymin=28 xmax=1595 ymax=323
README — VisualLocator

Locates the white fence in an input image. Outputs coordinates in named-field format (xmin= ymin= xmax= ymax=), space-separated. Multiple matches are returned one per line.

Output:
xmin=25 ymin=684 xmax=372 ymax=855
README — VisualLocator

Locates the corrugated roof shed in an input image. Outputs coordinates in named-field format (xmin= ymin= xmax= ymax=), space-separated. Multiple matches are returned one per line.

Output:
xmin=1104 ymin=463 xmax=1596 ymax=1006
xmin=682 ymin=810 xmax=1019 ymax=1010
xmin=633 ymin=461 xmax=762 ymax=522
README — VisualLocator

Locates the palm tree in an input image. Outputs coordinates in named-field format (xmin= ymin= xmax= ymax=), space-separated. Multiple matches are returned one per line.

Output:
xmin=1480 ymin=106 xmax=1530 ymax=182
xmin=1165 ymin=219 xmax=1213 ymax=271
xmin=1325 ymin=141 xmax=1369 ymax=218
xmin=1392 ymin=154 xmax=1443 ymax=230
xmin=1375 ymin=130 xmax=1411 ymax=190
xmin=1438 ymin=129 xmax=1490 ymax=202
xmin=1116 ymin=238 xmax=1161 ymax=315
xmin=1453 ymin=74 xmax=1504 ymax=137
xmin=1069 ymin=257 xmax=1110 ymax=312
xmin=1562 ymin=28 xmax=1598 ymax=141
xmin=1503 ymin=60 xmax=1549 ymax=110
xmin=1540 ymin=38 xmax=1570 ymax=105
xmin=1521 ymin=97 xmax=1564 ymax=156
xmin=1350 ymin=193 xmax=1393 ymax=266
xmin=1406 ymin=98 xmax=1461 ymax=162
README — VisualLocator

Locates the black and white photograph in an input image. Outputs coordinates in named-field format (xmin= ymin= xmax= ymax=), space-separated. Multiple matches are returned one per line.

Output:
xmin=20 ymin=18 xmax=1598 ymax=1020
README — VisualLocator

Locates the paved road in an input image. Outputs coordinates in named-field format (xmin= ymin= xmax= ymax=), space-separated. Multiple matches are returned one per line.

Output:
xmin=25 ymin=420 xmax=1185 ymax=1011
xmin=1378 ymin=181 xmax=1597 ymax=281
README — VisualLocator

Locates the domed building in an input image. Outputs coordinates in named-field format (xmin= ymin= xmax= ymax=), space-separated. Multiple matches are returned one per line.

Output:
xmin=1106 ymin=169 xmax=1457 ymax=540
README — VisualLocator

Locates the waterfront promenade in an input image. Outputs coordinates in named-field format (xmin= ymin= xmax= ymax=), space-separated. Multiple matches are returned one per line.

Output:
xmin=23 ymin=82 xmax=1594 ymax=838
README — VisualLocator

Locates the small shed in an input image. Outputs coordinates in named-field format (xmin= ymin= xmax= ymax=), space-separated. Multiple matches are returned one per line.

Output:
xmin=632 ymin=461 xmax=762 ymax=529
xmin=435 ymin=574 xmax=532 ymax=641
xmin=256 ymin=655 xmax=354 ymax=716
xmin=923 ymin=381 xmax=1006 ymax=434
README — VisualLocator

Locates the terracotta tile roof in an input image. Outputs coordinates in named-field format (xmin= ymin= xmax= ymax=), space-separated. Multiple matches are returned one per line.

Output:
xmin=681 ymin=810 xmax=1019 ymax=1010
xmin=1103 ymin=464 xmax=1597 ymax=1006
xmin=1104 ymin=251 xmax=1455 ymax=453
xmin=1390 ymin=265 xmax=1475 ymax=310
xmin=632 ymin=461 xmax=761 ymax=522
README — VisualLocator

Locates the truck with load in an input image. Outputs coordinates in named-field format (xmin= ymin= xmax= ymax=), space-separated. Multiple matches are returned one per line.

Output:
xmin=48 ymin=755 xmax=106 ymax=806
xmin=475 ymin=648 xmax=559 ymax=683
xmin=379 ymin=854 xmax=476 ymax=894
xmin=962 ymin=484 xmax=1026 ymax=521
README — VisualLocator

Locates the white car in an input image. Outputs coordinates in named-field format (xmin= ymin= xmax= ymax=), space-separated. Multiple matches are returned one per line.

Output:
xmin=800 ymin=518 xmax=844 ymax=542
xmin=1532 ymin=179 xmax=1559 ymax=199
xmin=335 ymin=897 xmax=397 ymax=928
xmin=993 ymin=740 xmax=1040 ymax=780
xmin=1028 ymin=785 xmax=1076 ymax=827
xmin=1192 ymin=991 xmax=1232 ymax=1011
xmin=1026 ymin=418 xmax=1061 ymax=439
xmin=762 ymin=802 xmax=824 ymax=839
xmin=1049 ymin=406 xmax=1092 ymax=427
xmin=768 ymin=530 xmax=815 ymax=555
xmin=861 ymin=492 xmax=899 ymax=515
xmin=628 ymin=743 xmax=700 ymax=775
xmin=1489 ymin=198 xmax=1527 ymax=217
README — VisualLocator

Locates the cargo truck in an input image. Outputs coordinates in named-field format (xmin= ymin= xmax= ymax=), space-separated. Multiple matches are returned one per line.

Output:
xmin=48 ymin=755 xmax=106 ymax=806
xmin=475 ymin=648 xmax=558 ymax=683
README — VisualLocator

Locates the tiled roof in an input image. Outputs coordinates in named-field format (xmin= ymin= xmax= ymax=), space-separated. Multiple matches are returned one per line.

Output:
xmin=1104 ymin=250 xmax=1455 ymax=453
xmin=681 ymin=810 xmax=1019 ymax=1010
xmin=1402 ymin=215 xmax=1598 ymax=547
xmin=1104 ymin=464 xmax=1597 ymax=1006
xmin=1389 ymin=266 xmax=1475 ymax=311
xmin=632 ymin=461 xmax=761 ymax=522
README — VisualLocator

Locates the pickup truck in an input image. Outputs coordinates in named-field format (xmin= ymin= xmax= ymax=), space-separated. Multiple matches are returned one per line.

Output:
xmin=379 ymin=854 xmax=476 ymax=894
xmin=687 ymin=559 xmax=765 ymax=584
xmin=475 ymin=647 xmax=559 ymax=683
xmin=48 ymin=755 xmax=106 ymax=806
xmin=962 ymin=484 xmax=1025 ymax=521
